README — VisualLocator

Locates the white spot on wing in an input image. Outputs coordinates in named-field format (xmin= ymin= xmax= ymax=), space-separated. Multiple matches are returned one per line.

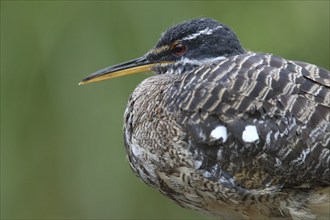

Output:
xmin=210 ymin=126 xmax=227 ymax=142
xmin=242 ymin=125 xmax=259 ymax=143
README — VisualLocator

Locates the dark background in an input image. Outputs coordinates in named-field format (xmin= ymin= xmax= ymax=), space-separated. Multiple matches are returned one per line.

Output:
xmin=1 ymin=1 xmax=329 ymax=219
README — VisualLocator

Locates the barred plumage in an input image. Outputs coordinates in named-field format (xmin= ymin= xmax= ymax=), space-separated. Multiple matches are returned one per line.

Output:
xmin=81 ymin=18 xmax=330 ymax=219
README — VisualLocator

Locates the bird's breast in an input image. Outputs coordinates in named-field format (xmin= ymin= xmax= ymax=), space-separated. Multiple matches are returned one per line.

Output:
xmin=123 ymin=75 xmax=193 ymax=187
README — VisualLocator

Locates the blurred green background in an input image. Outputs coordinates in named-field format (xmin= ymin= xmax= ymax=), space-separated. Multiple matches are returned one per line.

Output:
xmin=1 ymin=1 xmax=329 ymax=219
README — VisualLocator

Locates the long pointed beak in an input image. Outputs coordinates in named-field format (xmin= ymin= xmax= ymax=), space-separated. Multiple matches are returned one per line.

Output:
xmin=79 ymin=56 xmax=154 ymax=85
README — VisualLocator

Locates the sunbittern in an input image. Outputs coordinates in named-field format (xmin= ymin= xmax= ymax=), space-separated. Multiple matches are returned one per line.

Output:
xmin=80 ymin=18 xmax=329 ymax=219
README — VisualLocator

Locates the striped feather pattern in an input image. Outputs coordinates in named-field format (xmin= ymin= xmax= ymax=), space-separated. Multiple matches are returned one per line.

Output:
xmin=124 ymin=52 xmax=329 ymax=219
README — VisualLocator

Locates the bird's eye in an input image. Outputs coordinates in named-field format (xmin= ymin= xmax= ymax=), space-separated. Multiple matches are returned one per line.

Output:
xmin=171 ymin=42 xmax=187 ymax=56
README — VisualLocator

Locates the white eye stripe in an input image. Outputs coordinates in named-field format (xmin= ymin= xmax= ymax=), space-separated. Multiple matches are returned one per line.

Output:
xmin=182 ymin=26 xmax=222 ymax=41
xmin=178 ymin=56 xmax=226 ymax=65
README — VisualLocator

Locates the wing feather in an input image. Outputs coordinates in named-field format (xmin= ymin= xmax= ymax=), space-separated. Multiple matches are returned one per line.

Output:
xmin=168 ymin=53 xmax=330 ymax=191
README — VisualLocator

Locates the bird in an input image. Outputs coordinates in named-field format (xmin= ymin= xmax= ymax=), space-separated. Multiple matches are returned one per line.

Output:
xmin=80 ymin=18 xmax=330 ymax=219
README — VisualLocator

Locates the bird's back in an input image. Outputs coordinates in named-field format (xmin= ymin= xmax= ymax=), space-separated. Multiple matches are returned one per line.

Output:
xmin=169 ymin=52 xmax=330 ymax=185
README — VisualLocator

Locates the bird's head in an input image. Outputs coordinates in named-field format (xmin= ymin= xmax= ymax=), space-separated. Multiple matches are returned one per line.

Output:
xmin=79 ymin=18 xmax=244 ymax=85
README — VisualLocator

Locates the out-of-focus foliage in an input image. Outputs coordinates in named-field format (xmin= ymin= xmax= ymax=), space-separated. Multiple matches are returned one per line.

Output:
xmin=1 ymin=1 xmax=329 ymax=219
